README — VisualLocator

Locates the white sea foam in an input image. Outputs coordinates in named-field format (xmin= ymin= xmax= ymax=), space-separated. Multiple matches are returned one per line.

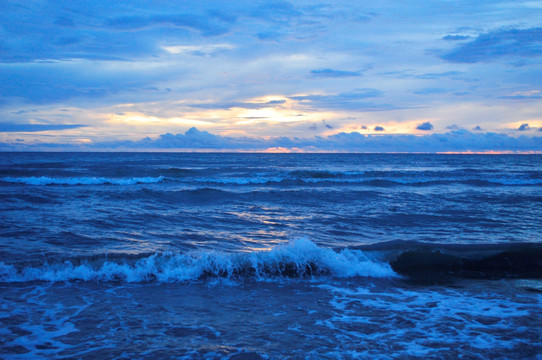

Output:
xmin=0 ymin=176 xmax=164 ymax=186
xmin=317 ymin=283 xmax=538 ymax=357
xmin=0 ymin=239 xmax=396 ymax=283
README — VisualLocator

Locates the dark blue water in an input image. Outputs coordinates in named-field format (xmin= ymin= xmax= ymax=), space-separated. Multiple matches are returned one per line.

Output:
xmin=1 ymin=153 xmax=541 ymax=359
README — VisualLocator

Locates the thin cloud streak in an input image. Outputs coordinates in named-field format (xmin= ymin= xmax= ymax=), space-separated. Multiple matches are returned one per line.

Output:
xmin=0 ymin=123 xmax=87 ymax=132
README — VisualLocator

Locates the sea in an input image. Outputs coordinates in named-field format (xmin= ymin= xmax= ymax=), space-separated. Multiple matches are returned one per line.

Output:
xmin=0 ymin=152 xmax=541 ymax=359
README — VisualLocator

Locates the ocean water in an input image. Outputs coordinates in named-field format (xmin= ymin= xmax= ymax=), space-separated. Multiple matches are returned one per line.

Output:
xmin=0 ymin=152 xmax=541 ymax=359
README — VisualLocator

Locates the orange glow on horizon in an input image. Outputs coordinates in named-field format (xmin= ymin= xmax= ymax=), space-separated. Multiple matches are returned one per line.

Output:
xmin=437 ymin=150 xmax=542 ymax=155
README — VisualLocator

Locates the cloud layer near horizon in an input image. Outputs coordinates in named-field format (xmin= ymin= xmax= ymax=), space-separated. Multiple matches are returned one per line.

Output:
xmin=2 ymin=127 xmax=541 ymax=153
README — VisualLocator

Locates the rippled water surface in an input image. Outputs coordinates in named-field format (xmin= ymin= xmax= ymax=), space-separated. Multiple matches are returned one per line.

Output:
xmin=1 ymin=153 xmax=541 ymax=359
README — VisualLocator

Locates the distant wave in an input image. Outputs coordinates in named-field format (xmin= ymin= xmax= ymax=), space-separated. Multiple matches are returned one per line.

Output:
xmin=193 ymin=176 xmax=285 ymax=185
xmin=0 ymin=176 xmax=165 ymax=186
xmin=191 ymin=176 xmax=542 ymax=187
xmin=2 ymin=173 xmax=541 ymax=187
xmin=286 ymin=170 xmax=363 ymax=179
xmin=0 ymin=239 xmax=396 ymax=283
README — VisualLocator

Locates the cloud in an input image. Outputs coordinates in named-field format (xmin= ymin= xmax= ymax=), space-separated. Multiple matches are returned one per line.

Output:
xmin=416 ymin=122 xmax=434 ymax=131
xmin=442 ymin=35 xmax=470 ymax=41
xmin=374 ymin=126 xmax=385 ymax=131
xmin=413 ymin=88 xmax=449 ymax=95
xmin=382 ymin=70 xmax=462 ymax=80
xmin=0 ymin=123 xmax=87 ymax=132
xmin=2 ymin=1 xmax=542 ymax=143
xmin=415 ymin=71 xmax=462 ymax=80
xmin=290 ymin=89 xmax=392 ymax=111
xmin=190 ymin=100 xmax=286 ymax=110
xmin=441 ymin=27 xmax=542 ymax=63
xmin=473 ymin=126 xmax=483 ymax=131
xmin=163 ymin=44 xmax=235 ymax=56
xmin=0 ymin=3 xmax=238 ymax=63
xmin=255 ymin=31 xmax=283 ymax=41
xmin=105 ymin=14 xmax=232 ymax=36
xmin=310 ymin=69 xmax=362 ymax=78
xmin=500 ymin=90 xmax=542 ymax=100
xmin=0 ymin=61 xmax=168 ymax=104
xmin=250 ymin=1 xmax=301 ymax=22
xmin=110 ymin=128 xmax=542 ymax=152
xmin=517 ymin=123 xmax=531 ymax=131
xmin=4 ymin=128 xmax=542 ymax=153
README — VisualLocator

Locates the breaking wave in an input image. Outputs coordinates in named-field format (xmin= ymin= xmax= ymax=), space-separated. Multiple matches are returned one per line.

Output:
xmin=0 ymin=239 xmax=396 ymax=283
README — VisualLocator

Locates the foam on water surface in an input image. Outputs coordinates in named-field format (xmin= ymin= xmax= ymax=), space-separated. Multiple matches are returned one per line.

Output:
xmin=1 ymin=278 xmax=540 ymax=359
xmin=1 ymin=176 xmax=165 ymax=186
xmin=316 ymin=281 xmax=542 ymax=358
xmin=0 ymin=239 xmax=397 ymax=283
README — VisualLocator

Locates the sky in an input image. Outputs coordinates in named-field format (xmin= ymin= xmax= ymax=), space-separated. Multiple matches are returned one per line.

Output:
xmin=1 ymin=0 xmax=542 ymax=152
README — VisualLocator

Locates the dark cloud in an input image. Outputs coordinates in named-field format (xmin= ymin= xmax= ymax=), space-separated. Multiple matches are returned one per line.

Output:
xmin=415 ymin=71 xmax=462 ymax=80
xmin=250 ymin=1 xmax=301 ymax=22
xmin=446 ymin=125 xmax=462 ymax=131
xmin=473 ymin=126 xmax=483 ymax=131
xmin=413 ymin=88 xmax=448 ymax=95
xmin=374 ymin=126 xmax=385 ymax=131
xmin=0 ymin=123 xmax=87 ymax=132
xmin=322 ymin=120 xmax=333 ymax=129
xmin=382 ymin=70 xmax=462 ymax=80
xmin=310 ymin=69 xmax=362 ymax=78
xmin=441 ymin=27 xmax=542 ymax=63
xmin=442 ymin=35 xmax=470 ymax=41
xmin=517 ymin=123 xmax=531 ymax=131
xmin=416 ymin=122 xmax=434 ymax=131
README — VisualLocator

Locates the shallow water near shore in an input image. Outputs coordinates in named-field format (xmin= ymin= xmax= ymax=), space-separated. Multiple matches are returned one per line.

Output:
xmin=2 ymin=278 xmax=541 ymax=359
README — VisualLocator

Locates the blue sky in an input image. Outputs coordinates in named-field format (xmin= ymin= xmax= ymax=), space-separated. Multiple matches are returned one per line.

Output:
xmin=1 ymin=0 xmax=542 ymax=151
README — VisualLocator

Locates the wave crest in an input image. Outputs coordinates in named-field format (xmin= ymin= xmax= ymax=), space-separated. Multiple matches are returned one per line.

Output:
xmin=0 ymin=176 xmax=164 ymax=186
xmin=0 ymin=239 xmax=396 ymax=283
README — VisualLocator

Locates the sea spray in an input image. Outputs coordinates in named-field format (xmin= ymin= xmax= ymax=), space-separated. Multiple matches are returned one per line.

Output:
xmin=0 ymin=239 xmax=396 ymax=283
